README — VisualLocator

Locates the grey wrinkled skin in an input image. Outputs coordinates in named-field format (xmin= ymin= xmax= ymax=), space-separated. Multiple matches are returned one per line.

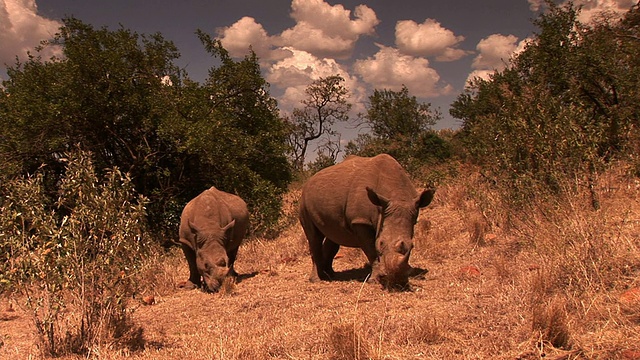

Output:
xmin=178 ymin=186 xmax=249 ymax=292
xmin=299 ymin=154 xmax=435 ymax=289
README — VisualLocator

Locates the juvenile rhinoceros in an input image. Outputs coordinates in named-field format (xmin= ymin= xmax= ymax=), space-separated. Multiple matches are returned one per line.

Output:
xmin=299 ymin=154 xmax=435 ymax=289
xmin=178 ymin=186 xmax=249 ymax=292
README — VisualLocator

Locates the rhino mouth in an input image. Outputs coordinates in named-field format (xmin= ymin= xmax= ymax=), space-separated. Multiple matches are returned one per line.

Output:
xmin=379 ymin=248 xmax=413 ymax=291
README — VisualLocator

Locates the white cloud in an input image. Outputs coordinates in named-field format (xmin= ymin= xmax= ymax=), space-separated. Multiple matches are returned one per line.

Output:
xmin=395 ymin=19 xmax=469 ymax=61
xmin=266 ymin=47 xmax=366 ymax=114
xmin=472 ymin=34 xmax=524 ymax=70
xmin=276 ymin=0 xmax=379 ymax=59
xmin=217 ymin=17 xmax=270 ymax=58
xmin=354 ymin=44 xmax=453 ymax=98
xmin=527 ymin=0 xmax=545 ymax=11
xmin=0 ymin=0 xmax=61 ymax=66
xmin=573 ymin=0 xmax=638 ymax=23
xmin=217 ymin=16 xmax=291 ymax=61
xmin=465 ymin=34 xmax=529 ymax=85
xmin=466 ymin=69 xmax=497 ymax=85
xmin=528 ymin=0 xmax=638 ymax=22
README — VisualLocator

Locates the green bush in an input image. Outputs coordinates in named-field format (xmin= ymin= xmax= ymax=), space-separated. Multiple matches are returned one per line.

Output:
xmin=0 ymin=150 xmax=148 ymax=356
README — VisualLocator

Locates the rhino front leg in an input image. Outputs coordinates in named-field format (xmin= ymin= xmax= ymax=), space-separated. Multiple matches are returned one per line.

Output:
xmin=181 ymin=243 xmax=201 ymax=290
xmin=303 ymin=225 xmax=331 ymax=282
xmin=352 ymin=224 xmax=383 ymax=283
xmin=322 ymin=239 xmax=340 ymax=279
xmin=361 ymin=241 xmax=384 ymax=283
xmin=227 ymin=247 xmax=239 ymax=278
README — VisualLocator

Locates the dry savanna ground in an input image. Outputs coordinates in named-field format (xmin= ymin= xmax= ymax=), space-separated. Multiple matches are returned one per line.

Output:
xmin=1 ymin=166 xmax=640 ymax=359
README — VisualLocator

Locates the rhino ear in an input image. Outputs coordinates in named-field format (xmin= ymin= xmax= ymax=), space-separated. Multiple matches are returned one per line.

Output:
xmin=221 ymin=219 xmax=236 ymax=232
xmin=366 ymin=187 xmax=390 ymax=208
xmin=416 ymin=189 xmax=435 ymax=208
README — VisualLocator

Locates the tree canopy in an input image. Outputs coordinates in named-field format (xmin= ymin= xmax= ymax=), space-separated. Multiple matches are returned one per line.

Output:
xmin=287 ymin=75 xmax=351 ymax=171
xmin=450 ymin=3 xmax=640 ymax=204
xmin=346 ymin=85 xmax=449 ymax=174
xmin=0 ymin=18 xmax=292 ymax=237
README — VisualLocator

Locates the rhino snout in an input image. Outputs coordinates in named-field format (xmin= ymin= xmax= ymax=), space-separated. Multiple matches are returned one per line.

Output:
xmin=379 ymin=247 xmax=413 ymax=289
xmin=201 ymin=264 xmax=230 ymax=293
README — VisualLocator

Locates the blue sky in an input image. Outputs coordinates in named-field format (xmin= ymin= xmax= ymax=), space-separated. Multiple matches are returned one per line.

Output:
xmin=1 ymin=0 xmax=637 ymax=136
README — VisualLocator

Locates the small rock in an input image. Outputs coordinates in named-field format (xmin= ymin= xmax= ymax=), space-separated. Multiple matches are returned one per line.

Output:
xmin=622 ymin=349 xmax=640 ymax=360
xmin=527 ymin=263 xmax=541 ymax=271
xmin=458 ymin=265 xmax=481 ymax=277
xmin=142 ymin=295 xmax=155 ymax=305
xmin=620 ymin=287 xmax=640 ymax=306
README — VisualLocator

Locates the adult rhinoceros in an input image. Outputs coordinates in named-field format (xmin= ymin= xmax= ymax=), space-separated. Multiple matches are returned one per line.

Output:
xmin=299 ymin=154 xmax=435 ymax=289
xmin=178 ymin=186 xmax=249 ymax=292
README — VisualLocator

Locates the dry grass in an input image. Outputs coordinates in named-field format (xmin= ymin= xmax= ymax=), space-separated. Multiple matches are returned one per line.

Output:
xmin=1 ymin=165 xmax=639 ymax=359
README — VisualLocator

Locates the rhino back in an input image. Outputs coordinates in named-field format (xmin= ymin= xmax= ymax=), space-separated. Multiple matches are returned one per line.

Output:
xmin=179 ymin=187 xmax=248 ymax=249
xmin=362 ymin=154 xmax=419 ymax=201
xmin=301 ymin=154 xmax=416 ymax=243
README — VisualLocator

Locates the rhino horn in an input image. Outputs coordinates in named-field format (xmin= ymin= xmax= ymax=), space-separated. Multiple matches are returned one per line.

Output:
xmin=393 ymin=240 xmax=412 ymax=255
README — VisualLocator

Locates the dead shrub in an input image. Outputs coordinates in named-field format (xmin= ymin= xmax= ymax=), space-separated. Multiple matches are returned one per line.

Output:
xmin=327 ymin=323 xmax=371 ymax=360
xmin=468 ymin=212 xmax=488 ymax=245
xmin=137 ymin=247 xmax=185 ymax=297
xmin=414 ymin=225 xmax=449 ymax=264
xmin=400 ymin=317 xmax=443 ymax=345
xmin=0 ymin=150 xmax=149 ymax=356
xmin=532 ymin=296 xmax=571 ymax=349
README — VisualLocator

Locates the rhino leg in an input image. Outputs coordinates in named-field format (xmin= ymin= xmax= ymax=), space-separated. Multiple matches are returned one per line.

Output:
xmin=322 ymin=239 xmax=340 ymax=278
xmin=181 ymin=243 xmax=202 ymax=289
xmin=227 ymin=247 xmax=239 ymax=278
xmin=302 ymin=223 xmax=332 ymax=282
xmin=352 ymin=224 xmax=383 ymax=283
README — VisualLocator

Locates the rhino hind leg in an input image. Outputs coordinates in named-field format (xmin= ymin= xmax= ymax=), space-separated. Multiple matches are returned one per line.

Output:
xmin=180 ymin=243 xmax=202 ymax=289
xmin=322 ymin=239 xmax=340 ymax=278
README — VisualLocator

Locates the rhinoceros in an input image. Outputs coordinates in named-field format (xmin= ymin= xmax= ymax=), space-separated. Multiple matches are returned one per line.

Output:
xmin=299 ymin=154 xmax=435 ymax=288
xmin=178 ymin=186 xmax=249 ymax=292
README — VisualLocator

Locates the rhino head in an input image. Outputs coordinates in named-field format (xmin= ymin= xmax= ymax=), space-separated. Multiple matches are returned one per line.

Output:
xmin=366 ymin=187 xmax=435 ymax=289
xmin=189 ymin=219 xmax=236 ymax=292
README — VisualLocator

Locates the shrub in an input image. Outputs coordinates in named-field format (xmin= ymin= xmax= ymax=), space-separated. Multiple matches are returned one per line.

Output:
xmin=0 ymin=150 xmax=149 ymax=356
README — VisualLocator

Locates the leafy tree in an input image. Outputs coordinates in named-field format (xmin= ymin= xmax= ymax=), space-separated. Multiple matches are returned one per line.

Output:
xmin=346 ymin=86 xmax=448 ymax=173
xmin=287 ymin=75 xmax=351 ymax=171
xmin=0 ymin=17 xmax=184 ymax=236
xmin=365 ymin=86 xmax=438 ymax=139
xmin=179 ymin=31 xmax=293 ymax=234
xmin=0 ymin=19 xmax=293 ymax=237
xmin=451 ymin=3 xmax=640 ymax=206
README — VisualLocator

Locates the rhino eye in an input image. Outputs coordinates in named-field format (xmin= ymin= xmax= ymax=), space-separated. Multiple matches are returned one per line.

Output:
xmin=215 ymin=258 xmax=227 ymax=267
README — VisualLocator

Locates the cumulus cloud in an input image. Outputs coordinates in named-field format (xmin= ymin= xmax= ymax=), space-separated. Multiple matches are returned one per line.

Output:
xmin=216 ymin=0 xmax=379 ymax=61
xmin=465 ymin=34 xmax=529 ymax=85
xmin=465 ymin=34 xmax=528 ymax=85
xmin=527 ymin=0 xmax=545 ymax=11
xmin=266 ymin=47 xmax=366 ymax=113
xmin=395 ymin=19 xmax=470 ymax=61
xmin=0 ymin=0 xmax=61 ymax=67
xmin=528 ymin=0 xmax=638 ymax=22
xmin=217 ymin=16 xmax=291 ymax=61
xmin=354 ymin=44 xmax=453 ymax=98
xmin=276 ymin=0 xmax=379 ymax=59
xmin=573 ymin=0 xmax=638 ymax=23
